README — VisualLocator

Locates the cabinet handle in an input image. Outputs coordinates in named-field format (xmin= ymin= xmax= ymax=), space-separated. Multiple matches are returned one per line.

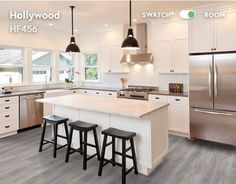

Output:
xmin=108 ymin=93 xmax=112 ymax=95
xmin=5 ymin=107 xmax=10 ymax=109
xmin=170 ymin=70 xmax=174 ymax=73
xmin=108 ymin=70 xmax=111 ymax=72
xmin=175 ymin=99 xmax=180 ymax=101
xmin=214 ymin=48 xmax=216 ymax=50
xmin=5 ymin=99 xmax=10 ymax=102
xmin=5 ymin=125 xmax=10 ymax=128
xmin=211 ymin=48 xmax=213 ymax=51
xmin=155 ymin=97 xmax=160 ymax=99
xmin=84 ymin=91 xmax=87 ymax=93
xmin=96 ymin=92 xmax=99 ymax=94
xmin=5 ymin=115 xmax=10 ymax=118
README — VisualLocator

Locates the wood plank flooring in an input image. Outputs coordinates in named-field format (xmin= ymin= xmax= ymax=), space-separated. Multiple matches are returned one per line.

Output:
xmin=0 ymin=127 xmax=236 ymax=184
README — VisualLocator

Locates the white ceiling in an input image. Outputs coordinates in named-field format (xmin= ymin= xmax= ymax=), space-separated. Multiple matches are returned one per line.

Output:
xmin=0 ymin=1 xmax=228 ymax=34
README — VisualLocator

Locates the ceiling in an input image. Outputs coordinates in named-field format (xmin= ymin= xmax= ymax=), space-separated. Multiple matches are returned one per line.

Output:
xmin=0 ymin=1 xmax=228 ymax=34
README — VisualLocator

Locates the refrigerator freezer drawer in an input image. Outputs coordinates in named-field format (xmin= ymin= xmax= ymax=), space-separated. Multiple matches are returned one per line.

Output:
xmin=190 ymin=108 xmax=236 ymax=145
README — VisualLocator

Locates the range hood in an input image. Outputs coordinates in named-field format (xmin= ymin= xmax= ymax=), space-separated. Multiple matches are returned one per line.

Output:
xmin=121 ymin=23 xmax=153 ymax=64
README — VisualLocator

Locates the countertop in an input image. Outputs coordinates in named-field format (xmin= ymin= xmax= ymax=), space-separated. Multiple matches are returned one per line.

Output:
xmin=36 ymin=94 xmax=169 ymax=118
xmin=70 ymin=86 xmax=120 ymax=92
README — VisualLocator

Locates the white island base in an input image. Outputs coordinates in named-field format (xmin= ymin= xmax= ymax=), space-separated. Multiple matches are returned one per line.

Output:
xmin=53 ymin=104 xmax=168 ymax=176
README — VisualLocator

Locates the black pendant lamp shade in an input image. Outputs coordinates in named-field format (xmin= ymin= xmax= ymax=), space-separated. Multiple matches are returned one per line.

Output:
xmin=121 ymin=0 xmax=139 ymax=50
xmin=66 ymin=6 xmax=80 ymax=52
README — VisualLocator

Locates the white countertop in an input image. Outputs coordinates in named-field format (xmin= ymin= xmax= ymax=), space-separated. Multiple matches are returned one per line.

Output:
xmin=37 ymin=94 xmax=169 ymax=118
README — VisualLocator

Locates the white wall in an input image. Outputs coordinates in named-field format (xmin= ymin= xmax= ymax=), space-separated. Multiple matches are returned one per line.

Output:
xmin=79 ymin=22 xmax=189 ymax=92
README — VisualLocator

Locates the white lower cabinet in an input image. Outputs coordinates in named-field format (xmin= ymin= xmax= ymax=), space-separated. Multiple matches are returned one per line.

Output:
xmin=149 ymin=94 xmax=189 ymax=136
xmin=0 ymin=96 xmax=19 ymax=137
xmin=77 ymin=89 xmax=117 ymax=98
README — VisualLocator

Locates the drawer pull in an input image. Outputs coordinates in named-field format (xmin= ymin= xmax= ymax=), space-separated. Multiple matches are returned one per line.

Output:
xmin=108 ymin=93 xmax=112 ymax=95
xmin=84 ymin=91 xmax=87 ymax=93
xmin=5 ymin=115 xmax=10 ymax=118
xmin=5 ymin=100 xmax=10 ymax=102
xmin=96 ymin=92 xmax=99 ymax=94
xmin=5 ymin=125 xmax=10 ymax=128
xmin=5 ymin=107 xmax=10 ymax=109
xmin=155 ymin=97 xmax=160 ymax=99
xmin=175 ymin=99 xmax=180 ymax=101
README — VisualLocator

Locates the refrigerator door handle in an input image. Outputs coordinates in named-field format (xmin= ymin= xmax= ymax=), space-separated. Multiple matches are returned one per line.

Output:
xmin=214 ymin=64 xmax=218 ymax=98
xmin=209 ymin=65 xmax=212 ymax=97
xmin=194 ymin=109 xmax=233 ymax=116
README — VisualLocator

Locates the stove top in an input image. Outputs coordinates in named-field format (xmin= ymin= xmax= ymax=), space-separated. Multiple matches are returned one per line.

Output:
xmin=117 ymin=85 xmax=158 ymax=100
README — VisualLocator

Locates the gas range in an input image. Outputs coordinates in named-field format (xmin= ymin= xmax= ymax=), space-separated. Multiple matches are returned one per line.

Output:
xmin=117 ymin=85 xmax=159 ymax=100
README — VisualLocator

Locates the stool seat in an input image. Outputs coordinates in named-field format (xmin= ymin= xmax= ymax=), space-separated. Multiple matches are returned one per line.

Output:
xmin=102 ymin=127 xmax=136 ymax=140
xmin=69 ymin=121 xmax=98 ymax=131
xmin=43 ymin=115 xmax=69 ymax=123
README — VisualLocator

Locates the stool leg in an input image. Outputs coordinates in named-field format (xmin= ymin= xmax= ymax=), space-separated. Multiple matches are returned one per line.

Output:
xmin=53 ymin=124 xmax=58 ymax=158
xmin=112 ymin=137 xmax=116 ymax=166
xmin=39 ymin=120 xmax=47 ymax=152
xmin=98 ymin=135 xmax=107 ymax=176
xmin=64 ymin=122 xmax=69 ymax=143
xmin=65 ymin=127 xmax=73 ymax=162
xmin=83 ymin=131 xmax=88 ymax=170
xmin=130 ymin=138 xmax=138 ymax=175
xmin=93 ymin=128 xmax=100 ymax=160
xmin=122 ymin=139 xmax=126 ymax=184
xmin=79 ymin=131 xmax=83 ymax=155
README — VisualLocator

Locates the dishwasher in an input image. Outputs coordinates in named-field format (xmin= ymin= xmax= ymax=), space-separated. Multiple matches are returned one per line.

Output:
xmin=19 ymin=93 xmax=44 ymax=130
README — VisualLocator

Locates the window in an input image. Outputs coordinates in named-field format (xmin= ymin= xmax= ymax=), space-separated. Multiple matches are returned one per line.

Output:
xmin=59 ymin=52 xmax=75 ymax=82
xmin=84 ymin=53 xmax=99 ymax=81
xmin=0 ymin=47 xmax=23 ymax=84
xmin=32 ymin=50 xmax=52 ymax=83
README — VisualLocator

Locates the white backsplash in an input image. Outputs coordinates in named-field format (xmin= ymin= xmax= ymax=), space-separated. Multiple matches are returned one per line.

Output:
xmin=83 ymin=64 xmax=189 ymax=92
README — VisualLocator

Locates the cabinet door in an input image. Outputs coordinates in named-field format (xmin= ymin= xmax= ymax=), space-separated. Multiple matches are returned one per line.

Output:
xmin=168 ymin=104 xmax=189 ymax=134
xmin=98 ymin=46 xmax=111 ymax=73
xmin=190 ymin=16 xmax=214 ymax=53
xmin=215 ymin=11 xmax=236 ymax=51
xmin=155 ymin=40 xmax=173 ymax=73
xmin=173 ymin=38 xmax=189 ymax=73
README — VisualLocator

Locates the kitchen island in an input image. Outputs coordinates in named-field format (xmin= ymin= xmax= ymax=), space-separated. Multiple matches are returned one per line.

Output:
xmin=37 ymin=94 xmax=169 ymax=175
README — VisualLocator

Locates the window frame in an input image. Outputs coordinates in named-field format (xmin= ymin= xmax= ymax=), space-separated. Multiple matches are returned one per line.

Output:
xmin=82 ymin=52 xmax=100 ymax=83
xmin=31 ymin=48 xmax=53 ymax=84
xmin=0 ymin=46 xmax=24 ymax=84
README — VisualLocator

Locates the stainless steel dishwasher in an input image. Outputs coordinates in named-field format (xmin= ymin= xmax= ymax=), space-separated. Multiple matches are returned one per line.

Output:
xmin=19 ymin=93 xmax=44 ymax=130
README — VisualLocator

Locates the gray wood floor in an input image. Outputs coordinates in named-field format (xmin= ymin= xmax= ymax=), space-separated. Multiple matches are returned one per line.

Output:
xmin=0 ymin=127 xmax=236 ymax=184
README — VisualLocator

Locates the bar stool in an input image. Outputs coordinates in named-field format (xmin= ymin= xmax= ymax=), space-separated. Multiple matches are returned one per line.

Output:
xmin=65 ymin=120 xmax=100 ymax=170
xmin=98 ymin=127 xmax=138 ymax=184
xmin=39 ymin=115 xmax=69 ymax=158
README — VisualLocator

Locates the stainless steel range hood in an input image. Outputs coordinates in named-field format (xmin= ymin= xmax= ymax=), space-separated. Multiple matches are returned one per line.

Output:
xmin=121 ymin=23 xmax=153 ymax=64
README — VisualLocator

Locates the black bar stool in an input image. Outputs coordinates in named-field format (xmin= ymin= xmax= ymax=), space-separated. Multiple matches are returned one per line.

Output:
xmin=98 ymin=127 xmax=138 ymax=184
xmin=39 ymin=115 xmax=69 ymax=158
xmin=65 ymin=120 xmax=100 ymax=170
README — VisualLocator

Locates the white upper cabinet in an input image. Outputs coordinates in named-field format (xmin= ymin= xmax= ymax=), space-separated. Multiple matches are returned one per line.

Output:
xmin=189 ymin=16 xmax=214 ymax=53
xmin=152 ymin=21 xmax=189 ymax=74
xmin=215 ymin=10 xmax=236 ymax=51
xmin=99 ymin=44 xmax=129 ymax=73
xmin=190 ymin=9 xmax=236 ymax=53
xmin=156 ymin=38 xmax=188 ymax=73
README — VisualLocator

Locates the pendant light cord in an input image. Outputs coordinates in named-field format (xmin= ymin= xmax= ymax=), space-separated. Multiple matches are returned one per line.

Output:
xmin=129 ymin=0 xmax=132 ymax=27
xmin=70 ymin=6 xmax=75 ymax=36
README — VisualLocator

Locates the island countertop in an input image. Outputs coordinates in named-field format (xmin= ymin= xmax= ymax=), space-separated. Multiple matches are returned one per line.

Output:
xmin=37 ymin=94 xmax=169 ymax=118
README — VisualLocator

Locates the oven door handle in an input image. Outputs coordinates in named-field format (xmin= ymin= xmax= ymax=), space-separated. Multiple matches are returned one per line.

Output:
xmin=194 ymin=109 xmax=233 ymax=116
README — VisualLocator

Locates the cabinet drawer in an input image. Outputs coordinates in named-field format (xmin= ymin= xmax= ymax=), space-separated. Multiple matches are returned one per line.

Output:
xmin=0 ymin=121 xmax=19 ymax=134
xmin=149 ymin=95 xmax=168 ymax=102
xmin=168 ymin=96 xmax=189 ymax=104
xmin=0 ymin=103 xmax=19 ymax=112
xmin=0 ymin=111 xmax=18 ymax=121
xmin=0 ymin=96 xmax=19 ymax=105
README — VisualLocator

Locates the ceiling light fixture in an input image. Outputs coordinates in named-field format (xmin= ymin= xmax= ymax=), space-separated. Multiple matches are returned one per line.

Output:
xmin=121 ymin=0 xmax=139 ymax=50
xmin=66 ymin=6 xmax=80 ymax=53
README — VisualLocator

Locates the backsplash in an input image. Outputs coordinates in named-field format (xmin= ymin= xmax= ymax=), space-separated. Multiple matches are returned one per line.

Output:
xmin=82 ymin=64 xmax=189 ymax=92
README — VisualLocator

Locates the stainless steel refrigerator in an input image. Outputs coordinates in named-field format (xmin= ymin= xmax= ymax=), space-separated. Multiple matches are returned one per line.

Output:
xmin=189 ymin=52 xmax=236 ymax=145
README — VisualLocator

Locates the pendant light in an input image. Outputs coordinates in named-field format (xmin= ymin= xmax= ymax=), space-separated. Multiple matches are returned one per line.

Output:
xmin=121 ymin=0 xmax=139 ymax=50
xmin=66 ymin=6 xmax=80 ymax=52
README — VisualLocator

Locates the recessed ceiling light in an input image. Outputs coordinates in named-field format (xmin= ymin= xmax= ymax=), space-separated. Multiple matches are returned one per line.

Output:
xmin=133 ymin=19 xmax=137 ymax=22
xmin=104 ymin=24 xmax=108 ymax=27
xmin=49 ymin=23 xmax=53 ymax=26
